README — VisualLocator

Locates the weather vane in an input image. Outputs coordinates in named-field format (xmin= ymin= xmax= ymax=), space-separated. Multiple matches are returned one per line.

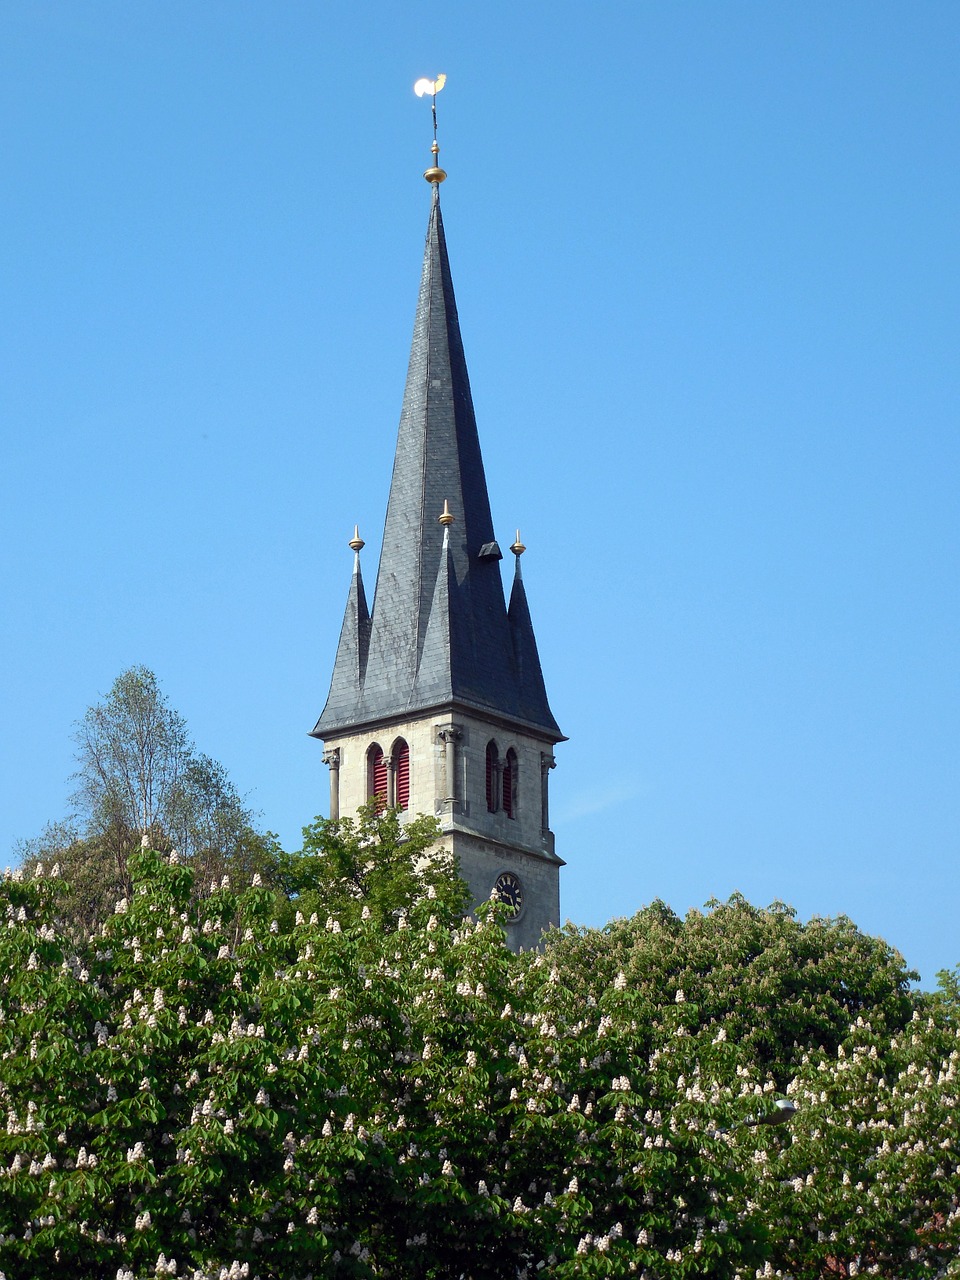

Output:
xmin=414 ymin=73 xmax=447 ymax=184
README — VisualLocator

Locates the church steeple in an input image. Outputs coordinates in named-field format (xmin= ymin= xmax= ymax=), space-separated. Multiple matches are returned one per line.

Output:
xmin=312 ymin=104 xmax=563 ymax=948
xmin=313 ymin=183 xmax=560 ymax=741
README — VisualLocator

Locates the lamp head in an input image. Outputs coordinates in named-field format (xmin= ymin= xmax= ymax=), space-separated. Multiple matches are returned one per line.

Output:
xmin=757 ymin=1099 xmax=797 ymax=1126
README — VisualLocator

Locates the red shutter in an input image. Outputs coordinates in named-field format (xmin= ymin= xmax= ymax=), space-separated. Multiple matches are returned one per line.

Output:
xmin=503 ymin=749 xmax=517 ymax=819
xmin=395 ymin=741 xmax=410 ymax=810
xmin=486 ymin=741 xmax=498 ymax=812
xmin=371 ymin=747 xmax=388 ymax=809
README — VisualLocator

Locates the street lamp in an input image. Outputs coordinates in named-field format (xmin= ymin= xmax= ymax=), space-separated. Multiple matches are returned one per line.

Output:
xmin=716 ymin=1099 xmax=797 ymax=1135
xmin=747 ymin=1098 xmax=797 ymax=1128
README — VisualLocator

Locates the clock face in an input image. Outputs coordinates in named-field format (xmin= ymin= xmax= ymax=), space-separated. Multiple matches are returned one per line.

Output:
xmin=494 ymin=871 xmax=524 ymax=918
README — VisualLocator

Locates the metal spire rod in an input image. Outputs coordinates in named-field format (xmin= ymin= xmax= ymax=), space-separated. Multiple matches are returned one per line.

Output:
xmin=414 ymin=74 xmax=448 ymax=184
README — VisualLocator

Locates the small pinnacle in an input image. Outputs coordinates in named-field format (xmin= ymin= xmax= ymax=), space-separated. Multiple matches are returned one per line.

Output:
xmin=348 ymin=525 xmax=365 ymax=552
xmin=438 ymin=499 xmax=455 ymax=527
xmin=511 ymin=529 xmax=526 ymax=556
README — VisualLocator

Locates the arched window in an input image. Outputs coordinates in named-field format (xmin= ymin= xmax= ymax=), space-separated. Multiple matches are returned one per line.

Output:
xmin=502 ymin=748 xmax=518 ymax=819
xmin=393 ymin=738 xmax=410 ymax=811
xmin=485 ymin=740 xmax=500 ymax=813
xmin=367 ymin=743 xmax=388 ymax=810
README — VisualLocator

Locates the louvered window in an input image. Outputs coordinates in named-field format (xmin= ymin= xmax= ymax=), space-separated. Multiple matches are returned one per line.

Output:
xmin=503 ymin=748 xmax=518 ymax=819
xmin=394 ymin=739 xmax=410 ymax=811
xmin=368 ymin=744 xmax=388 ymax=810
xmin=486 ymin=740 xmax=500 ymax=813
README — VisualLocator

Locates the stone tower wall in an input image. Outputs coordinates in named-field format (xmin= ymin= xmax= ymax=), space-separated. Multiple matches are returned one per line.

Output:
xmin=322 ymin=708 xmax=561 ymax=948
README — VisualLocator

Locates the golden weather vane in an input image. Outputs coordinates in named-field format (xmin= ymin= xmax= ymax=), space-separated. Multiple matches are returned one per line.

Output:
xmin=414 ymin=73 xmax=447 ymax=184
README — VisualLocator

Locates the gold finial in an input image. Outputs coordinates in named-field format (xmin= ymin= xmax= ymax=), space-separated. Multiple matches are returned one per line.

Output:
xmin=415 ymin=73 xmax=448 ymax=184
xmin=511 ymin=529 xmax=526 ymax=556
xmin=438 ymin=499 xmax=455 ymax=526
xmin=348 ymin=525 xmax=365 ymax=552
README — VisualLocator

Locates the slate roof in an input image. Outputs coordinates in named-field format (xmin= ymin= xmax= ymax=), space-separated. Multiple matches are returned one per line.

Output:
xmin=313 ymin=184 xmax=562 ymax=742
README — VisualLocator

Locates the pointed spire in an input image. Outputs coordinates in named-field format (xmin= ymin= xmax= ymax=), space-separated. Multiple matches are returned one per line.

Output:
xmin=508 ymin=536 xmax=559 ymax=734
xmin=413 ymin=516 xmax=461 ymax=708
xmin=356 ymin=185 xmax=515 ymax=721
xmin=314 ymin=184 xmax=561 ymax=742
xmin=311 ymin=530 xmax=370 ymax=735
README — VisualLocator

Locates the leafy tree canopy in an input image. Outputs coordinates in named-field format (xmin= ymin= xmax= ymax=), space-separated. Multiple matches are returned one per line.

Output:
xmin=277 ymin=802 xmax=470 ymax=931
xmin=543 ymin=893 xmax=919 ymax=1085
xmin=7 ymin=670 xmax=959 ymax=1275
xmin=17 ymin=667 xmax=278 ymax=932
xmin=1 ymin=852 xmax=958 ymax=1280
xmin=929 ymin=964 xmax=960 ymax=1025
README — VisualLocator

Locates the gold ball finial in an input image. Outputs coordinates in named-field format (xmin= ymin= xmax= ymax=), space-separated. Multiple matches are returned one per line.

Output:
xmin=348 ymin=525 xmax=365 ymax=552
xmin=511 ymin=529 xmax=526 ymax=556
xmin=424 ymin=143 xmax=448 ymax=185
xmin=438 ymin=499 xmax=455 ymax=527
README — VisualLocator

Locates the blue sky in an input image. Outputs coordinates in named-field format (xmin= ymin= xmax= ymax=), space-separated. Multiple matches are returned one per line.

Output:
xmin=1 ymin=3 xmax=957 ymax=986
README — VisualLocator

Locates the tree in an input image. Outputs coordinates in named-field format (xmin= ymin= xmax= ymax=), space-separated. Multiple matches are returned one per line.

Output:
xmin=928 ymin=964 xmax=960 ymax=1025
xmin=19 ymin=667 xmax=276 ymax=930
xmin=0 ymin=854 xmax=765 ymax=1279
xmin=756 ymin=1010 xmax=960 ymax=1276
xmin=165 ymin=752 xmax=279 ymax=894
xmin=543 ymin=894 xmax=919 ymax=1085
xmin=278 ymin=801 xmax=471 ymax=930
xmin=72 ymin=666 xmax=193 ymax=871
xmin=1 ymin=852 xmax=958 ymax=1279
xmin=14 ymin=822 xmax=125 ymax=938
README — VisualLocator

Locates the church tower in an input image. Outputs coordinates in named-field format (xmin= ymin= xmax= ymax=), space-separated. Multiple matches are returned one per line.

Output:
xmin=311 ymin=111 xmax=564 ymax=948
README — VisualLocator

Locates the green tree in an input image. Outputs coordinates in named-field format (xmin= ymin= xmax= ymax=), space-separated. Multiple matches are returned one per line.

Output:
xmin=72 ymin=666 xmax=190 ymax=848
xmin=0 ymin=854 xmax=767 ymax=1279
xmin=278 ymin=801 xmax=471 ymax=930
xmin=756 ymin=1010 xmax=960 ymax=1276
xmin=14 ymin=821 xmax=124 ymax=939
xmin=2 ymin=848 xmax=956 ymax=1279
xmin=18 ymin=667 xmax=277 ymax=932
xmin=928 ymin=964 xmax=960 ymax=1024
xmin=544 ymin=893 xmax=918 ymax=1085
